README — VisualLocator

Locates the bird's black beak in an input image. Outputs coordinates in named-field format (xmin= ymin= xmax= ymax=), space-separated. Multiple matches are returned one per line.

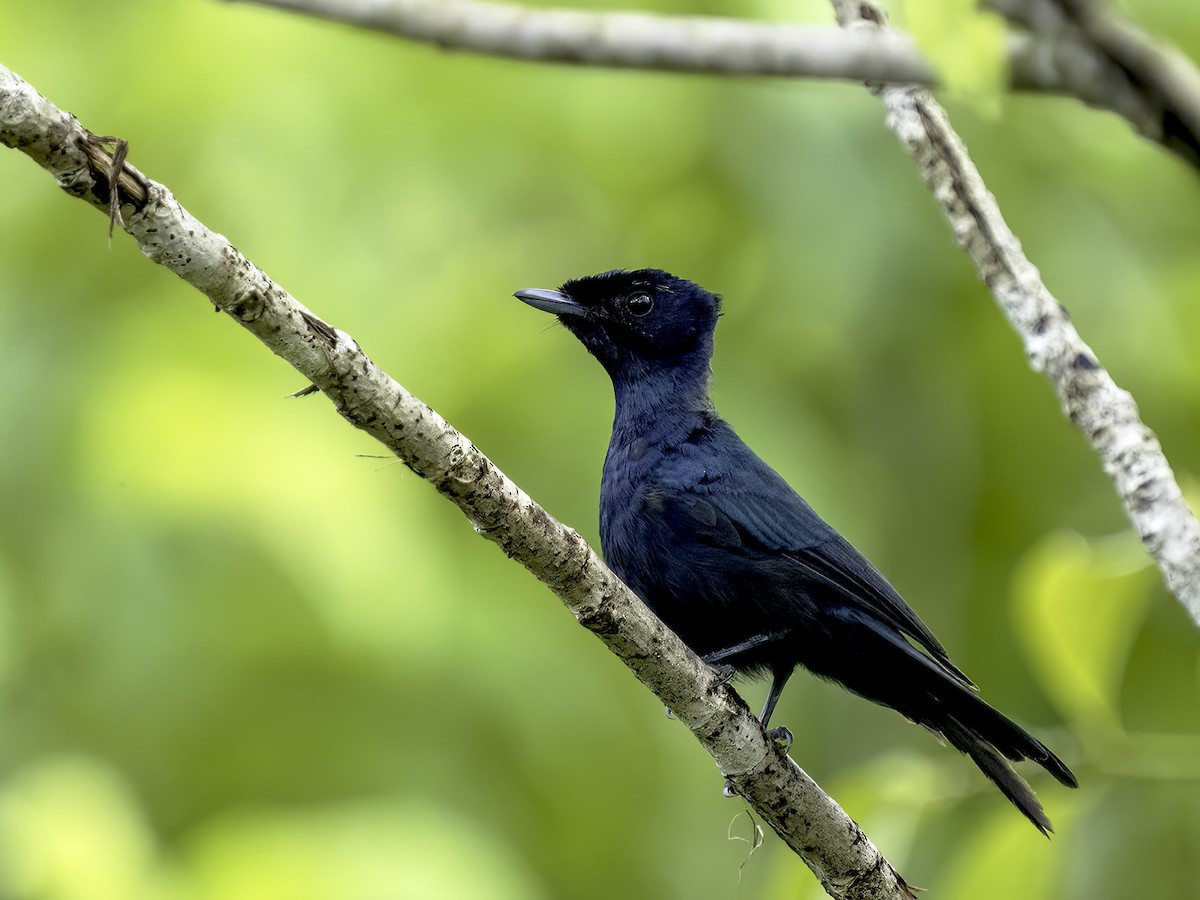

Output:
xmin=513 ymin=288 xmax=587 ymax=318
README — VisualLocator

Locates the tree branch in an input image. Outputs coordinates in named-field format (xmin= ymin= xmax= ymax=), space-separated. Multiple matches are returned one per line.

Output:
xmin=229 ymin=0 xmax=1200 ymax=170
xmin=827 ymin=0 xmax=1200 ymax=626
xmin=0 ymin=62 xmax=915 ymax=900
xmin=235 ymin=0 xmax=936 ymax=81
xmin=992 ymin=0 xmax=1200 ymax=167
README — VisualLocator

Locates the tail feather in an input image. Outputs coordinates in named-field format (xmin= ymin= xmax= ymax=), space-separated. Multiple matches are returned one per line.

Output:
xmin=817 ymin=609 xmax=1078 ymax=831
xmin=941 ymin=717 xmax=1060 ymax=836
xmin=802 ymin=608 xmax=1077 ymax=831
xmin=939 ymin=684 xmax=1078 ymax=789
xmin=928 ymin=662 xmax=1077 ymax=834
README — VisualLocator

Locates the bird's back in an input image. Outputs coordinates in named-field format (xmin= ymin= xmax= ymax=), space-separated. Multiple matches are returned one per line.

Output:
xmin=599 ymin=408 xmax=959 ymax=677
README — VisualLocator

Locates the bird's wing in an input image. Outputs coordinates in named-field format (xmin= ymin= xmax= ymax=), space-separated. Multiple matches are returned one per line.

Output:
xmin=780 ymin=535 xmax=975 ymax=688
xmin=653 ymin=442 xmax=975 ymax=689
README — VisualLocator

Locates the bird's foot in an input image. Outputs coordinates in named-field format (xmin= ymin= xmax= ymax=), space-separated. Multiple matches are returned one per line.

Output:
xmin=765 ymin=726 xmax=794 ymax=752
xmin=708 ymin=662 xmax=736 ymax=686
xmin=722 ymin=778 xmax=739 ymax=798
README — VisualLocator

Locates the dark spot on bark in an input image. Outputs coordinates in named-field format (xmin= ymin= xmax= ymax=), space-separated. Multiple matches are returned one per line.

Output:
xmin=529 ymin=503 xmax=554 ymax=535
xmin=858 ymin=2 xmax=884 ymax=24
xmin=1072 ymin=353 xmax=1099 ymax=371
xmin=229 ymin=289 xmax=266 ymax=322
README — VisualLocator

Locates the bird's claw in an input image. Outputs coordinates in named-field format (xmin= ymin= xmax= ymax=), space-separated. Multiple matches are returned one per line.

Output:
xmin=766 ymin=726 xmax=794 ymax=752
xmin=709 ymin=662 xmax=736 ymax=685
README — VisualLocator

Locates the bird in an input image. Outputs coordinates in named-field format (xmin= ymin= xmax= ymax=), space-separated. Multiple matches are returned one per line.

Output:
xmin=514 ymin=267 xmax=1077 ymax=834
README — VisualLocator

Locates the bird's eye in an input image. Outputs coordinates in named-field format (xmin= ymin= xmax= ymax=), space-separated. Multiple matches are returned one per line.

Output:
xmin=627 ymin=293 xmax=654 ymax=317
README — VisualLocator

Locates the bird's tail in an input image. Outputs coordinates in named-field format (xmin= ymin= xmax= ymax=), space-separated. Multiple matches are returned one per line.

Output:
xmin=819 ymin=610 xmax=1078 ymax=833
xmin=937 ymin=704 xmax=1076 ymax=836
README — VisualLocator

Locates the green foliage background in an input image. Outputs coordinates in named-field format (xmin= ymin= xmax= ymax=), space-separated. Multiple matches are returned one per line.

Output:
xmin=2 ymin=1 xmax=1199 ymax=897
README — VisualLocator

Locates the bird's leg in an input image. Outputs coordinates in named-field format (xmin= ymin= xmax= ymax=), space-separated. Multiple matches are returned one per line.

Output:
xmin=705 ymin=637 xmax=796 ymax=751
xmin=760 ymin=667 xmax=794 ymax=751
xmin=758 ymin=668 xmax=790 ymax=727
xmin=709 ymin=663 xmax=736 ymax=686
xmin=702 ymin=635 xmax=769 ymax=685
xmin=701 ymin=632 xmax=775 ymax=665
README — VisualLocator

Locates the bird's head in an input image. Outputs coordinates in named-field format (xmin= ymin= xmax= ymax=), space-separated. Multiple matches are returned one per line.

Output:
xmin=514 ymin=269 xmax=721 ymax=382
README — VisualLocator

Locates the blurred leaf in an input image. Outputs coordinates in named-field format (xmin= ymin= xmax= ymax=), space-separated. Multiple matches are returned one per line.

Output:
xmin=183 ymin=800 xmax=549 ymax=900
xmin=938 ymin=795 xmax=1077 ymax=899
xmin=0 ymin=757 xmax=159 ymax=900
xmin=0 ymin=559 xmax=13 ymax=691
xmin=1069 ymin=777 xmax=1200 ymax=899
xmin=1011 ymin=531 xmax=1155 ymax=733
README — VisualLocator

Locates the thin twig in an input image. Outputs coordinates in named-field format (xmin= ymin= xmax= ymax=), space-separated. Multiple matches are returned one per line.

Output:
xmin=991 ymin=0 xmax=1200 ymax=167
xmin=229 ymin=0 xmax=1200 ymax=170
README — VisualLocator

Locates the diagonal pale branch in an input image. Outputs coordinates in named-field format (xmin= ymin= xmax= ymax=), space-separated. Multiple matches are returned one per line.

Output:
xmin=828 ymin=0 xmax=1200 ymax=626
xmin=0 ymin=62 xmax=915 ymax=900
xmin=229 ymin=0 xmax=1200 ymax=170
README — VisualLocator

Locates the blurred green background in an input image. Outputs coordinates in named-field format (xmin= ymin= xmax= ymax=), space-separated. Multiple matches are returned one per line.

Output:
xmin=2 ymin=1 xmax=1199 ymax=897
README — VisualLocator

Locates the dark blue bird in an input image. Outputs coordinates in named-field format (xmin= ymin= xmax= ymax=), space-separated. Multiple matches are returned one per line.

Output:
xmin=514 ymin=268 xmax=1076 ymax=834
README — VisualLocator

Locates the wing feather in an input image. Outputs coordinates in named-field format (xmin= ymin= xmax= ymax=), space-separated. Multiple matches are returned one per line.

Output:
xmin=651 ymin=430 xmax=975 ymax=689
